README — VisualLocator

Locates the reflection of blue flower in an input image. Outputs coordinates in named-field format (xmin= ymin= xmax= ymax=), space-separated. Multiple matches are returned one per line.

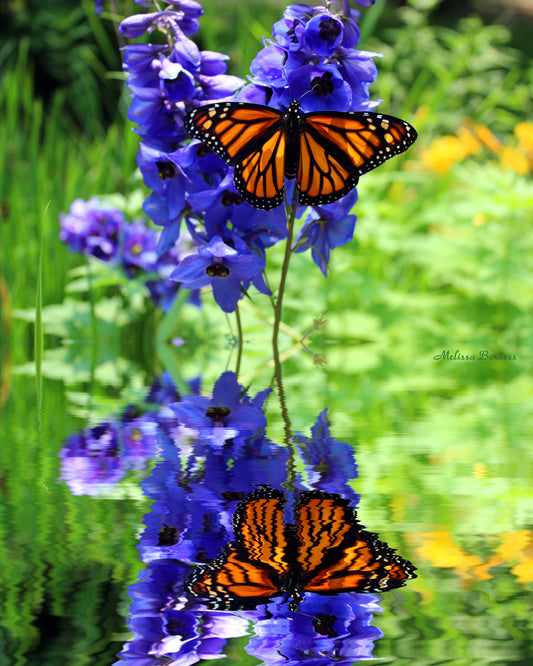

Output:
xmin=294 ymin=409 xmax=359 ymax=500
xmin=114 ymin=414 xmax=382 ymax=665
xmin=58 ymin=417 xmax=158 ymax=497
xmin=59 ymin=373 xmax=391 ymax=665
xmin=103 ymin=366 xmax=389 ymax=665
xmin=171 ymin=371 xmax=270 ymax=444
xmin=246 ymin=594 xmax=383 ymax=665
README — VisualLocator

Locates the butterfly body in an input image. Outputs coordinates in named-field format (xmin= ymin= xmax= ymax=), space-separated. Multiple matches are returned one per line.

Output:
xmin=185 ymin=487 xmax=416 ymax=611
xmin=185 ymin=100 xmax=417 ymax=210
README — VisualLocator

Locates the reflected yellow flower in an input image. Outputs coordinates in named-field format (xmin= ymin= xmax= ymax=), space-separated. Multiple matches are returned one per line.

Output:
xmin=417 ymin=528 xmax=533 ymax=585
xmin=472 ymin=555 xmax=504 ymax=581
xmin=417 ymin=531 xmax=483 ymax=573
xmin=511 ymin=561 xmax=533 ymax=583
xmin=496 ymin=530 xmax=532 ymax=560
xmin=497 ymin=531 xmax=533 ymax=583
xmin=472 ymin=462 xmax=487 ymax=477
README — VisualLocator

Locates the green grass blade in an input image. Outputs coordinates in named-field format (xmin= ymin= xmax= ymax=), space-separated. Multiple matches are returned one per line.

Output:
xmin=35 ymin=203 xmax=50 ymax=421
xmin=155 ymin=288 xmax=189 ymax=344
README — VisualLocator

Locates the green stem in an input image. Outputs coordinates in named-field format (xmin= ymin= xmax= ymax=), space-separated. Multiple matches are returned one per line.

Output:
xmin=270 ymin=197 xmax=299 ymax=491
xmin=272 ymin=312 xmax=297 ymax=492
xmin=235 ymin=303 xmax=243 ymax=377
xmin=272 ymin=201 xmax=297 ymax=352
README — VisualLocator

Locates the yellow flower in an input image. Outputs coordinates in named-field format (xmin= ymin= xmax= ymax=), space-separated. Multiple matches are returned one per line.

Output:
xmin=474 ymin=124 xmax=503 ymax=155
xmin=420 ymin=126 xmax=480 ymax=174
xmin=417 ymin=530 xmax=483 ymax=572
xmin=500 ymin=146 xmax=530 ymax=174
xmin=515 ymin=121 xmax=533 ymax=153
xmin=496 ymin=530 xmax=532 ymax=561
xmin=420 ymin=136 xmax=468 ymax=174
xmin=456 ymin=125 xmax=482 ymax=156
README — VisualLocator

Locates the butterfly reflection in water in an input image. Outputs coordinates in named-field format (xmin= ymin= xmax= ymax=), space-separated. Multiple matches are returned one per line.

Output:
xmin=185 ymin=100 xmax=417 ymax=210
xmin=185 ymin=487 xmax=416 ymax=611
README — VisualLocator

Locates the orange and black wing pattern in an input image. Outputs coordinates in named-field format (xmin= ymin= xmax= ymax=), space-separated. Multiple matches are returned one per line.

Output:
xmin=185 ymin=102 xmax=287 ymax=210
xmin=185 ymin=544 xmax=281 ymax=610
xmin=295 ymin=491 xmax=416 ymax=594
xmin=185 ymin=487 xmax=289 ymax=610
xmin=297 ymin=111 xmax=417 ymax=206
xmin=185 ymin=101 xmax=417 ymax=210
xmin=232 ymin=486 xmax=289 ymax=574
xmin=185 ymin=487 xmax=416 ymax=610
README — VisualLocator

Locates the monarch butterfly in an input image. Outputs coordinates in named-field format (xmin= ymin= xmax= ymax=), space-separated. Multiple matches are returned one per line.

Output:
xmin=185 ymin=487 xmax=416 ymax=611
xmin=185 ymin=100 xmax=417 ymax=210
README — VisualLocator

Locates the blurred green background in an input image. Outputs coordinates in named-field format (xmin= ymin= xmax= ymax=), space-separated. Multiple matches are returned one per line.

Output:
xmin=1 ymin=0 xmax=532 ymax=664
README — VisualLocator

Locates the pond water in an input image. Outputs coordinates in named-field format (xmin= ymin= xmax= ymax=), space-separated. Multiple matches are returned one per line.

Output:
xmin=1 ymin=340 xmax=532 ymax=666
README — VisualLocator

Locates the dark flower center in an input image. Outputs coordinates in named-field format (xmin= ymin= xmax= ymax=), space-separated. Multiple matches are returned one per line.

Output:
xmin=196 ymin=144 xmax=210 ymax=158
xmin=206 ymin=406 xmax=231 ymax=420
xmin=287 ymin=20 xmax=302 ymax=44
xmin=221 ymin=190 xmax=243 ymax=206
xmin=311 ymin=71 xmax=334 ymax=97
xmin=221 ymin=491 xmax=246 ymax=501
xmin=312 ymin=613 xmax=339 ymax=638
xmin=206 ymin=264 xmax=230 ymax=278
xmin=158 ymin=524 xmax=179 ymax=546
xmin=319 ymin=16 xmax=341 ymax=42
xmin=157 ymin=160 xmax=177 ymax=179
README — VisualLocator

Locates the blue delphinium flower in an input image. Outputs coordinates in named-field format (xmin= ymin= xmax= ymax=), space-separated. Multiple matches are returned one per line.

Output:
xmin=243 ymin=3 xmax=381 ymax=114
xmin=59 ymin=197 xmax=122 ymax=260
xmin=59 ymin=197 xmax=185 ymax=311
xmin=293 ymin=190 xmax=358 ymax=275
xmin=116 ymin=0 xmax=384 ymax=311
xmin=304 ymin=12 xmax=345 ymax=56
xmin=170 ymin=235 xmax=270 ymax=312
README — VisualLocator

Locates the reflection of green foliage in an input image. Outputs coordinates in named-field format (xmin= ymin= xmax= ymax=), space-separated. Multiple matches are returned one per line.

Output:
xmin=374 ymin=571 xmax=533 ymax=665
xmin=0 ymin=375 xmax=146 ymax=663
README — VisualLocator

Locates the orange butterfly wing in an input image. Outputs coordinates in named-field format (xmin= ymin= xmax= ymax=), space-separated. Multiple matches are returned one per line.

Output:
xmin=185 ymin=102 xmax=286 ymax=209
xmin=185 ymin=488 xmax=416 ymax=610
xmin=297 ymin=111 xmax=417 ymax=206
xmin=295 ymin=491 xmax=416 ymax=594
xmin=185 ymin=102 xmax=417 ymax=210
xmin=185 ymin=487 xmax=289 ymax=609
xmin=186 ymin=544 xmax=281 ymax=609
xmin=233 ymin=487 xmax=289 ymax=574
